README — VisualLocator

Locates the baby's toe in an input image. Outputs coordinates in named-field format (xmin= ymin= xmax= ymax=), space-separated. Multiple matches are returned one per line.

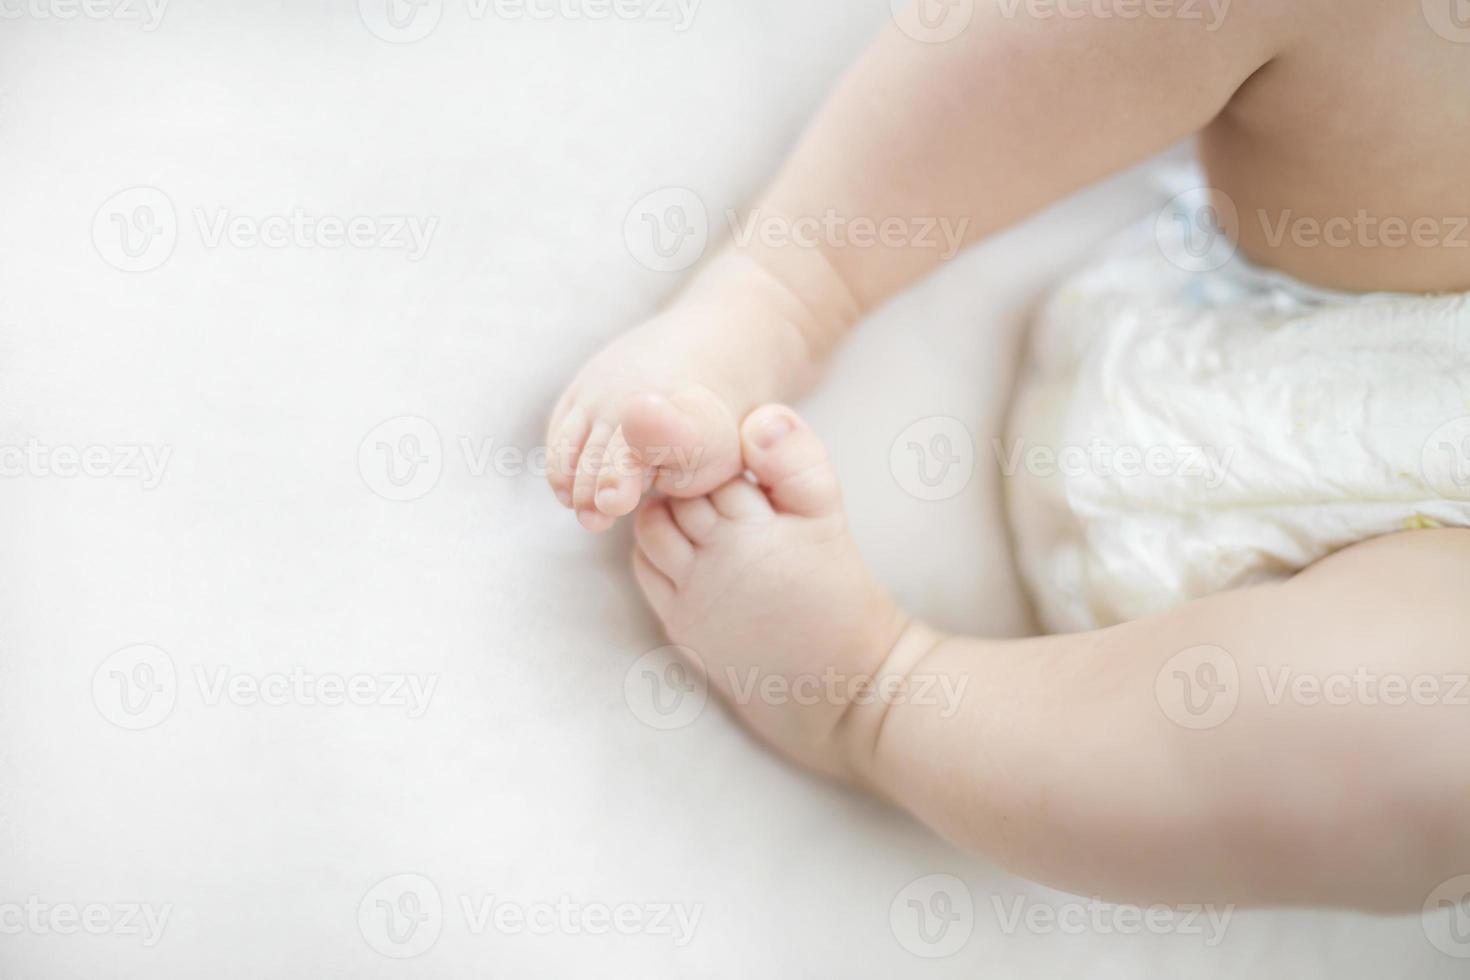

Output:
xmin=594 ymin=427 xmax=645 ymax=518
xmin=624 ymin=388 xmax=742 ymax=499
xmin=668 ymin=496 xmax=721 ymax=545
xmin=709 ymin=477 xmax=772 ymax=521
xmin=634 ymin=501 xmax=695 ymax=586
xmin=546 ymin=406 xmax=590 ymax=508
xmin=740 ymin=405 xmax=842 ymax=518
xmin=632 ymin=548 xmax=675 ymax=608
xmin=573 ymin=418 xmax=616 ymax=531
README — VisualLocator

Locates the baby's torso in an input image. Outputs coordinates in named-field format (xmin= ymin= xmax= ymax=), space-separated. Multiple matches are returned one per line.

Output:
xmin=1201 ymin=0 xmax=1470 ymax=295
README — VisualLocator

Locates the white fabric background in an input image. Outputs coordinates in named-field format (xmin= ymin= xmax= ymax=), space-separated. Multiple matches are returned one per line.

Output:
xmin=0 ymin=2 xmax=1455 ymax=976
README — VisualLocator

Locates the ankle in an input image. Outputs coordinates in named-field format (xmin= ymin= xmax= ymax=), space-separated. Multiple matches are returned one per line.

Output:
xmin=677 ymin=243 xmax=863 ymax=405
xmin=729 ymin=233 xmax=866 ymax=359
xmin=830 ymin=613 xmax=952 ymax=794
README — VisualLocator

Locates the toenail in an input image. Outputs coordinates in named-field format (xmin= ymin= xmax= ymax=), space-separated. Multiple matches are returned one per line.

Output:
xmin=756 ymin=413 xmax=794 ymax=449
xmin=555 ymin=488 xmax=572 ymax=507
xmin=595 ymin=487 xmax=619 ymax=510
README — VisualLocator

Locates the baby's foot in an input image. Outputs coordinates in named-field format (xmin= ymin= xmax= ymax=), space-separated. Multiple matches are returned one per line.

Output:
xmin=631 ymin=405 xmax=918 ymax=782
xmin=546 ymin=255 xmax=835 ymax=533
xmin=545 ymin=312 xmax=750 ymax=534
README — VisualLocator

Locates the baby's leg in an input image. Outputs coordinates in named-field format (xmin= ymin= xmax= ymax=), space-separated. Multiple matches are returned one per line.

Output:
xmin=872 ymin=529 xmax=1470 ymax=909
xmin=633 ymin=406 xmax=1470 ymax=910
xmin=551 ymin=2 xmax=1294 ymax=528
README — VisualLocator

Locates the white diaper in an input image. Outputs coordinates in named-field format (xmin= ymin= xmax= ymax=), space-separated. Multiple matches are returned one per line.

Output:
xmin=1005 ymin=205 xmax=1470 ymax=634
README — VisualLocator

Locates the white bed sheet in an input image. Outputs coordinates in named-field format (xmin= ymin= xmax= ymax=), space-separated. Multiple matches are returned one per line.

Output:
xmin=0 ymin=3 xmax=1454 ymax=976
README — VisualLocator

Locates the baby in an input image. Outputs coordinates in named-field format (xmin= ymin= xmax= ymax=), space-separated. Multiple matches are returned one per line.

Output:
xmin=548 ymin=3 xmax=1470 ymax=910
